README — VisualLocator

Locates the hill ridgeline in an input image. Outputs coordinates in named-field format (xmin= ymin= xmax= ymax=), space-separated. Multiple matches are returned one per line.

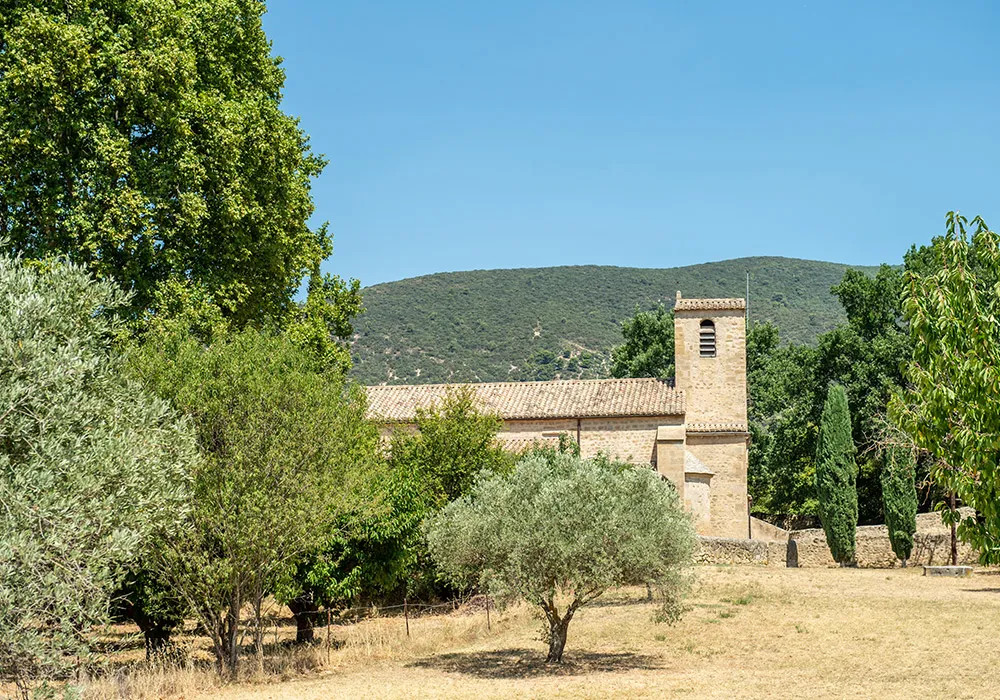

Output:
xmin=350 ymin=256 xmax=875 ymax=386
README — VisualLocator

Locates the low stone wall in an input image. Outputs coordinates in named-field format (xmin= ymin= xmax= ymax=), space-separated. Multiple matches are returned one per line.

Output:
xmin=789 ymin=510 xmax=978 ymax=568
xmin=697 ymin=510 xmax=979 ymax=568
xmin=695 ymin=536 xmax=791 ymax=567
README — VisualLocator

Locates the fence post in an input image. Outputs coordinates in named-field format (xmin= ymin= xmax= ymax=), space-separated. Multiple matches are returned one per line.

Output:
xmin=326 ymin=609 xmax=331 ymax=663
xmin=485 ymin=595 xmax=491 ymax=631
xmin=404 ymin=597 xmax=410 ymax=638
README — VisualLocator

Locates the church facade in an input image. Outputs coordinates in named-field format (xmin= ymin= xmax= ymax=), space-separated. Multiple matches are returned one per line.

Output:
xmin=365 ymin=293 xmax=749 ymax=539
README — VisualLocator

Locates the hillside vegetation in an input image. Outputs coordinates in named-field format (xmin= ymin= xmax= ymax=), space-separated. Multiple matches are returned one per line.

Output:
xmin=351 ymin=257 xmax=877 ymax=385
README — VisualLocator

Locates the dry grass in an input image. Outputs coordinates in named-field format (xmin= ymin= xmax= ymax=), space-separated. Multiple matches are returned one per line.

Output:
xmin=70 ymin=566 xmax=1000 ymax=699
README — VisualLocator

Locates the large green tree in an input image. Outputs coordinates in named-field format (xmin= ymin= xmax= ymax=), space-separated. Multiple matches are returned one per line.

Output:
xmin=0 ymin=252 xmax=196 ymax=694
xmin=129 ymin=327 xmax=373 ymax=675
xmin=890 ymin=213 xmax=1000 ymax=564
xmin=0 ymin=0 xmax=338 ymax=326
xmin=610 ymin=304 xmax=675 ymax=380
xmin=815 ymin=384 xmax=859 ymax=565
xmin=426 ymin=452 xmax=695 ymax=663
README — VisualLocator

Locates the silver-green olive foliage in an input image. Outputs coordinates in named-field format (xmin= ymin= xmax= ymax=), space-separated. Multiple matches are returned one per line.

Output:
xmin=425 ymin=453 xmax=695 ymax=662
xmin=0 ymin=253 xmax=197 ymax=689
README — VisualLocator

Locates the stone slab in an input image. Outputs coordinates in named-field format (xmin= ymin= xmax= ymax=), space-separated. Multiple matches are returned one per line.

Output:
xmin=922 ymin=565 xmax=973 ymax=577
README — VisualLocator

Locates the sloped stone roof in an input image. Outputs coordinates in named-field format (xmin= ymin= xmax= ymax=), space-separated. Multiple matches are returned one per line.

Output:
xmin=674 ymin=297 xmax=746 ymax=311
xmin=366 ymin=378 xmax=684 ymax=422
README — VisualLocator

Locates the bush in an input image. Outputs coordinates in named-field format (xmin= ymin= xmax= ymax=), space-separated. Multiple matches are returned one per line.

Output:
xmin=426 ymin=453 xmax=695 ymax=662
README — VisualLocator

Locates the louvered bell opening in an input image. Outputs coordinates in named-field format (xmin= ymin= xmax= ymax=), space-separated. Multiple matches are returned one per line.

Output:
xmin=699 ymin=321 xmax=716 ymax=357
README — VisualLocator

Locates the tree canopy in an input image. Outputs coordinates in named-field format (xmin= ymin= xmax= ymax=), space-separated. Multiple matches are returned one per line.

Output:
xmin=610 ymin=304 xmax=676 ymax=380
xmin=426 ymin=452 xmax=695 ymax=662
xmin=0 ymin=0 xmax=334 ymax=325
xmin=128 ymin=326 xmax=376 ymax=673
xmin=890 ymin=213 xmax=1000 ymax=564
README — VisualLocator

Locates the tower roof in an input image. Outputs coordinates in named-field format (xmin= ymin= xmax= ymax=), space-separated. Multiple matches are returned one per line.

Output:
xmin=674 ymin=294 xmax=746 ymax=312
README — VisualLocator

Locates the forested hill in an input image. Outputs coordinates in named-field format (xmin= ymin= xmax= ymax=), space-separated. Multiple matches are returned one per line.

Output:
xmin=350 ymin=257 xmax=878 ymax=386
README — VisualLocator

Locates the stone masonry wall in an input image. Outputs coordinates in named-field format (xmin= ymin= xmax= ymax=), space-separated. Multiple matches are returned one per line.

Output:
xmin=674 ymin=308 xmax=747 ymax=425
xmin=501 ymin=416 xmax=682 ymax=466
xmin=687 ymin=433 xmax=748 ymax=539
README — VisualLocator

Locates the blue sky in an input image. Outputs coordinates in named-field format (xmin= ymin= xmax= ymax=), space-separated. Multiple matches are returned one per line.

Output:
xmin=263 ymin=1 xmax=999 ymax=287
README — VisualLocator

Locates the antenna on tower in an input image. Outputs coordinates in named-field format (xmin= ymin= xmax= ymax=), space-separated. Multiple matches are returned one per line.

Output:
xmin=745 ymin=270 xmax=750 ymax=327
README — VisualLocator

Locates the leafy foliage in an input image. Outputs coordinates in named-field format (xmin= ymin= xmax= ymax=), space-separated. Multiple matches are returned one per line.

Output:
xmin=610 ymin=305 xmax=675 ymax=379
xmin=815 ymin=385 xmax=858 ymax=564
xmin=389 ymin=386 xmax=514 ymax=507
xmin=425 ymin=453 xmax=695 ymax=662
xmin=128 ymin=327 xmax=374 ymax=673
xmin=352 ymin=257 xmax=877 ymax=385
xmin=277 ymin=464 xmax=429 ymax=643
xmin=881 ymin=447 xmax=918 ymax=565
xmin=0 ymin=0 xmax=332 ymax=326
xmin=0 ymin=253 xmax=196 ymax=691
xmin=890 ymin=213 xmax=1000 ymax=564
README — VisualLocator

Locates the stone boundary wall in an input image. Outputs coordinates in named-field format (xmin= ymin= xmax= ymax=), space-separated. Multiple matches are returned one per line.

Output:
xmin=790 ymin=514 xmax=978 ymax=568
xmin=697 ymin=510 xmax=980 ymax=568
xmin=696 ymin=537 xmax=788 ymax=568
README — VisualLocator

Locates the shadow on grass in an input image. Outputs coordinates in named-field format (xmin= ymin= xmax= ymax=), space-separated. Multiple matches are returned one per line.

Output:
xmin=408 ymin=647 xmax=663 ymax=679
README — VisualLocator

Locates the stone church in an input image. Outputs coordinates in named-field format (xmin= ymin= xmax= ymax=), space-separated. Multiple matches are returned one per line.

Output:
xmin=365 ymin=293 xmax=749 ymax=539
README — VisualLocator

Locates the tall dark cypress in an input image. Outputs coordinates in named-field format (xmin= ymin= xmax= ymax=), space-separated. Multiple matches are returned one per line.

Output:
xmin=881 ymin=446 xmax=918 ymax=566
xmin=815 ymin=384 xmax=858 ymax=565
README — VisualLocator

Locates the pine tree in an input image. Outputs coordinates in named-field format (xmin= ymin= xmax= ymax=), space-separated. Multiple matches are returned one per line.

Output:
xmin=815 ymin=384 xmax=858 ymax=565
xmin=881 ymin=446 xmax=918 ymax=566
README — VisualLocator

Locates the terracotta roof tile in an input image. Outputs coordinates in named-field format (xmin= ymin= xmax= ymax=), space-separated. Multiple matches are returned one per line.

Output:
xmin=366 ymin=378 xmax=684 ymax=422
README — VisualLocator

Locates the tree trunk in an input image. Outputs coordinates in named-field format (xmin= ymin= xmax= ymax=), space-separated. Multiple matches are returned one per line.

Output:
xmin=143 ymin=626 xmax=171 ymax=659
xmin=950 ymin=492 xmax=958 ymax=566
xmin=288 ymin=595 xmax=319 ymax=644
xmin=547 ymin=617 xmax=570 ymax=663
xmin=224 ymin=591 xmax=241 ymax=677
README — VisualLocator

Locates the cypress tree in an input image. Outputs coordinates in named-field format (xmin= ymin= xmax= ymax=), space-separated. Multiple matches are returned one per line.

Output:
xmin=815 ymin=384 xmax=858 ymax=565
xmin=881 ymin=446 xmax=918 ymax=566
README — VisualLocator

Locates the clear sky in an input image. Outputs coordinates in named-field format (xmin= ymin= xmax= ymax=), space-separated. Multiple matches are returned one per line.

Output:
xmin=262 ymin=1 xmax=999 ymax=287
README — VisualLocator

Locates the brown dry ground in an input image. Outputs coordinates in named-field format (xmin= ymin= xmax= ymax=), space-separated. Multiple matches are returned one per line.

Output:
xmin=80 ymin=565 xmax=999 ymax=700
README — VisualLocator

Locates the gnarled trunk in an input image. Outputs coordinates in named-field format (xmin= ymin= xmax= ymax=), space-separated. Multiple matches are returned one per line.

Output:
xmin=541 ymin=597 xmax=579 ymax=664
xmin=288 ymin=595 xmax=320 ymax=644
xmin=547 ymin=617 xmax=570 ymax=663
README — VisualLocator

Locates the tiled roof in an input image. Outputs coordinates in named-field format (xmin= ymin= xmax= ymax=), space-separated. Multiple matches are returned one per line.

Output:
xmin=674 ymin=297 xmax=746 ymax=311
xmin=687 ymin=421 xmax=749 ymax=434
xmin=366 ymin=378 xmax=684 ymax=422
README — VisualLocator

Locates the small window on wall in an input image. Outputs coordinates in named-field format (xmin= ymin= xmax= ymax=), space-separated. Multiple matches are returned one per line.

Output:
xmin=699 ymin=320 xmax=716 ymax=357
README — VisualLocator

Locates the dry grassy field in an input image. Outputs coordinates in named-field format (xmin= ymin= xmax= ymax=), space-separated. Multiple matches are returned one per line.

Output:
xmin=77 ymin=565 xmax=998 ymax=700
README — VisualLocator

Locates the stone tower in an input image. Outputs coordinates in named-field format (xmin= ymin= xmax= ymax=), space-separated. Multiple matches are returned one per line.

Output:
xmin=669 ymin=292 xmax=749 ymax=538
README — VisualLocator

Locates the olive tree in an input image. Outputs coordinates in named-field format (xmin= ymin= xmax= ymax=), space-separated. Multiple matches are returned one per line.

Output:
xmin=0 ymin=253 xmax=196 ymax=695
xmin=426 ymin=453 xmax=695 ymax=663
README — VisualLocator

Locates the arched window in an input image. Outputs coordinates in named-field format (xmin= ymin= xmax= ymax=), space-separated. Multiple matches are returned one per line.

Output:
xmin=699 ymin=320 xmax=716 ymax=357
